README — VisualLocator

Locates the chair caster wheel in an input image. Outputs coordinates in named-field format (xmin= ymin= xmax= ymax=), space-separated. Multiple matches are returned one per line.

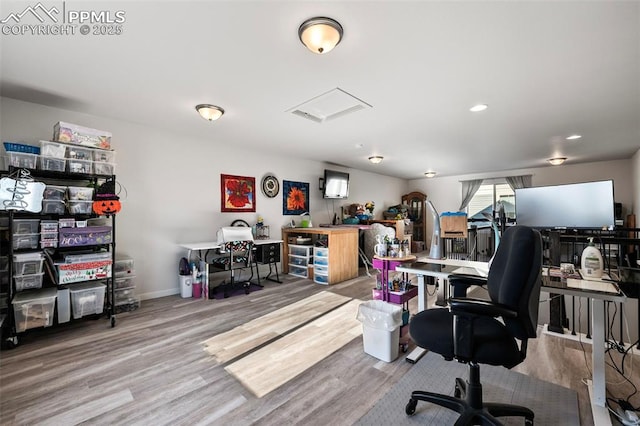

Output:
xmin=405 ymin=398 xmax=417 ymax=416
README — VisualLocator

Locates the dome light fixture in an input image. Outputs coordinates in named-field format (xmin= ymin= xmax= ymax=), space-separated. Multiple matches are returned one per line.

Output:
xmin=298 ymin=17 xmax=343 ymax=54
xmin=547 ymin=157 xmax=567 ymax=166
xmin=368 ymin=156 xmax=384 ymax=164
xmin=424 ymin=171 xmax=437 ymax=178
xmin=196 ymin=104 xmax=224 ymax=121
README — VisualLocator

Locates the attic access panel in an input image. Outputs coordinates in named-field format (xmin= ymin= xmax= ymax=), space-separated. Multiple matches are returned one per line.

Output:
xmin=287 ymin=88 xmax=372 ymax=123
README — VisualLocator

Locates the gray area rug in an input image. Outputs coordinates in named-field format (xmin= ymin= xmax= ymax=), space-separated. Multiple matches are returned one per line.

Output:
xmin=356 ymin=351 xmax=579 ymax=425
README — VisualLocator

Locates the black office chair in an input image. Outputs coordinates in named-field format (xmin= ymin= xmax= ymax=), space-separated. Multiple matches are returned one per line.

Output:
xmin=406 ymin=225 xmax=543 ymax=425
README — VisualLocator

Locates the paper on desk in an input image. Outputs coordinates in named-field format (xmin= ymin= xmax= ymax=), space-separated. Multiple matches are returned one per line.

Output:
xmin=566 ymin=278 xmax=618 ymax=294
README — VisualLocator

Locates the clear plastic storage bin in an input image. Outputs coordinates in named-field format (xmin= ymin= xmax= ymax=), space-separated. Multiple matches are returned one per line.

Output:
xmin=39 ymin=156 xmax=66 ymax=172
xmin=69 ymin=281 xmax=106 ymax=319
xmin=67 ymin=159 xmax=92 ymax=174
xmin=7 ymin=152 xmax=38 ymax=168
xmin=43 ymin=185 xmax=67 ymax=200
xmin=67 ymin=186 xmax=94 ymax=201
xmin=39 ymin=140 xmax=67 ymax=158
xmin=13 ymin=234 xmax=39 ymax=250
xmin=66 ymin=145 xmax=93 ymax=160
xmin=12 ymin=288 xmax=57 ymax=332
xmin=12 ymin=219 xmax=40 ymax=234
xmin=67 ymin=200 xmax=94 ymax=215
xmin=14 ymin=272 xmax=44 ymax=291
xmin=42 ymin=200 xmax=66 ymax=214
xmin=94 ymin=162 xmax=116 ymax=175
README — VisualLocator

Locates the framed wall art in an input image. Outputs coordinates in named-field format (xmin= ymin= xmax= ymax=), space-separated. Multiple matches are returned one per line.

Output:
xmin=282 ymin=180 xmax=309 ymax=215
xmin=220 ymin=174 xmax=256 ymax=212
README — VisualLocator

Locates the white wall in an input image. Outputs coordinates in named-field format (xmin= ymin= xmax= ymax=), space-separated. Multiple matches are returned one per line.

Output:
xmin=0 ymin=97 xmax=407 ymax=299
xmin=633 ymin=148 xmax=640 ymax=222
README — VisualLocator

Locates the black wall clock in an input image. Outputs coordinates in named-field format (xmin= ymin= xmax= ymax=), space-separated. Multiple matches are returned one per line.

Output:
xmin=261 ymin=174 xmax=280 ymax=198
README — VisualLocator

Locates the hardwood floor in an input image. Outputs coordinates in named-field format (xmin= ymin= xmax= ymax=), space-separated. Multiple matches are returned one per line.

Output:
xmin=1 ymin=269 xmax=638 ymax=425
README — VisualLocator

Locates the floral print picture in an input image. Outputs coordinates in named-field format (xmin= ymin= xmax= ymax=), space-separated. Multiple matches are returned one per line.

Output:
xmin=221 ymin=174 xmax=256 ymax=212
xmin=282 ymin=180 xmax=309 ymax=215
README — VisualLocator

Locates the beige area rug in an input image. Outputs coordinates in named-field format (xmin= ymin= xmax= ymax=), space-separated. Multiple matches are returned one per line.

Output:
xmin=224 ymin=299 xmax=363 ymax=398
xmin=201 ymin=291 xmax=352 ymax=363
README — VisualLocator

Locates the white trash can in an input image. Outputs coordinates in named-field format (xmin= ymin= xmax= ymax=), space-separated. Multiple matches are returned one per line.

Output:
xmin=356 ymin=300 xmax=403 ymax=362
xmin=179 ymin=275 xmax=193 ymax=298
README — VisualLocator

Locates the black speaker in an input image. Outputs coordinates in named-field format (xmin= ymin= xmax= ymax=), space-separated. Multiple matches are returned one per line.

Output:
xmin=615 ymin=202 xmax=622 ymax=220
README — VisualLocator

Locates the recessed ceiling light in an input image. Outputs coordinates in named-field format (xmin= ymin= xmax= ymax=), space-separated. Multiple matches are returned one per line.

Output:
xmin=547 ymin=157 xmax=567 ymax=166
xmin=566 ymin=134 xmax=582 ymax=140
xmin=368 ymin=156 xmax=383 ymax=164
xmin=424 ymin=171 xmax=437 ymax=178
xmin=469 ymin=104 xmax=488 ymax=112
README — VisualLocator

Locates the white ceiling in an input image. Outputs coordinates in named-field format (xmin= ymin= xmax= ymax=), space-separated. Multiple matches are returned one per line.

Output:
xmin=1 ymin=1 xmax=639 ymax=179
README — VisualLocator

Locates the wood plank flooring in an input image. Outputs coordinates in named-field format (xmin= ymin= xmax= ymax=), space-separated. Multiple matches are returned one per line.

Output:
xmin=1 ymin=268 xmax=638 ymax=425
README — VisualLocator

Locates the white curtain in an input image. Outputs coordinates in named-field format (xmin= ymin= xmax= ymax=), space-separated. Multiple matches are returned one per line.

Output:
xmin=505 ymin=175 xmax=532 ymax=191
xmin=459 ymin=179 xmax=483 ymax=211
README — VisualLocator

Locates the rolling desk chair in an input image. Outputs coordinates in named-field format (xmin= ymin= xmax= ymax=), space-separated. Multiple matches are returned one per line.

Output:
xmin=406 ymin=225 xmax=543 ymax=425
xmin=208 ymin=227 xmax=256 ymax=298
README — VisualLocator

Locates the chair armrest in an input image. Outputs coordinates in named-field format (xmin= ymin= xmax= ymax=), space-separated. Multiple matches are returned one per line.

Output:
xmin=449 ymin=297 xmax=518 ymax=319
xmin=450 ymin=298 xmax=518 ymax=361
xmin=449 ymin=274 xmax=488 ymax=297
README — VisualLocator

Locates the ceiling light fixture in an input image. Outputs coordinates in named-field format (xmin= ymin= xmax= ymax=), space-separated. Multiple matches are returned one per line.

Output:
xmin=298 ymin=17 xmax=343 ymax=54
xmin=424 ymin=171 xmax=437 ymax=178
xmin=566 ymin=134 xmax=582 ymax=140
xmin=469 ymin=104 xmax=488 ymax=112
xmin=368 ymin=156 xmax=383 ymax=164
xmin=195 ymin=104 xmax=224 ymax=121
xmin=547 ymin=157 xmax=567 ymax=166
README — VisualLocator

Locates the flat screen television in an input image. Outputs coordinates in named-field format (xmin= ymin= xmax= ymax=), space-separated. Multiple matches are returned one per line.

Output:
xmin=323 ymin=169 xmax=349 ymax=199
xmin=515 ymin=180 xmax=615 ymax=230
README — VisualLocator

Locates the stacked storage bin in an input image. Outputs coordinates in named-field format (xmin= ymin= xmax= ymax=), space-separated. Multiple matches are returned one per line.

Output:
xmin=111 ymin=256 xmax=140 ymax=313
xmin=12 ymin=219 xmax=40 ymax=251
xmin=39 ymin=141 xmax=67 ymax=172
xmin=3 ymin=142 xmax=39 ymax=169
xmin=40 ymin=220 xmax=59 ymax=249
xmin=67 ymin=186 xmax=94 ymax=214
xmin=42 ymin=184 xmax=66 ymax=215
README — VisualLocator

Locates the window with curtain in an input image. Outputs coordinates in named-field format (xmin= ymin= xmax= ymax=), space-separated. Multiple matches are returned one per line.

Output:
xmin=467 ymin=180 xmax=515 ymax=221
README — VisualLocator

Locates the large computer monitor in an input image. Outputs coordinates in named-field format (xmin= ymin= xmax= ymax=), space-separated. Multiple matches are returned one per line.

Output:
xmin=515 ymin=180 xmax=615 ymax=230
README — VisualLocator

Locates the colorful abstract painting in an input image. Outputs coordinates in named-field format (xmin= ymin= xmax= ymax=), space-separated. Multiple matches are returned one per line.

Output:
xmin=221 ymin=174 xmax=256 ymax=212
xmin=282 ymin=180 xmax=309 ymax=215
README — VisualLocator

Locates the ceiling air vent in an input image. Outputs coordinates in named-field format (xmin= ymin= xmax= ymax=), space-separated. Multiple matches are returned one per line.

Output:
xmin=288 ymin=88 xmax=372 ymax=123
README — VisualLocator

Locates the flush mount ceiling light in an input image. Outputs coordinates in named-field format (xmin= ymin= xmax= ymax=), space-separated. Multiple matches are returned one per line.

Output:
xmin=566 ymin=134 xmax=582 ymax=140
xmin=195 ymin=104 xmax=224 ymax=121
xmin=298 ymin=17 xmax=343 ymax=54
xmin=368 ymin=156 xmax=383 ymax=164
xmin=424 ymin=171 xmax=437 ymax=178
xmin=469 ymin=104 xmax=488 ymax=112
xmin=548 ymin=157 xmax=567 ymax=166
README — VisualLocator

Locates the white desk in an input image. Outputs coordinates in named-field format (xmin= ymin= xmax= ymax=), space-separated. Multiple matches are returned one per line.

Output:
xmin=542 ymin=269 xmax=626 ymax=426
xmin=180 ymin=239 xmax=283 ymax=285
xmin=180 ymin=238 xmax=282 ymax=259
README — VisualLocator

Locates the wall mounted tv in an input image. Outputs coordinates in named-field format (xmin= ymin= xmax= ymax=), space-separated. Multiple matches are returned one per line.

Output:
xmin=515 ymin=180 xmax=615 ymax=230
xmin=323 ymin=169 xmax=350 ymax=199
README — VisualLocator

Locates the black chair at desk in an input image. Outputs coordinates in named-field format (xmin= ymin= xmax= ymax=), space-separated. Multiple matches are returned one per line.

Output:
xmin=406 ymin=225 xmax=543 ymax=425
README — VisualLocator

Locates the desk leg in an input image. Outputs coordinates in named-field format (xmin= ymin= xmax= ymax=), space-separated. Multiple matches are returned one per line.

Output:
xmin=589 ymin=298 xmax=612 ymax=426
xmin=406 ymin=274 xmax=428 ymax=364
xmin=263 ymin=261 xmax=282 ymax=283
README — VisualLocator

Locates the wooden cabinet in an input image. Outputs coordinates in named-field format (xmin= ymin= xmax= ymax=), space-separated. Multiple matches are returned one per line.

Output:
xmin=402 ymin=191 xmax=427 ymax=245
xmin=281 ymin=227 xmax=359 ymax=285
